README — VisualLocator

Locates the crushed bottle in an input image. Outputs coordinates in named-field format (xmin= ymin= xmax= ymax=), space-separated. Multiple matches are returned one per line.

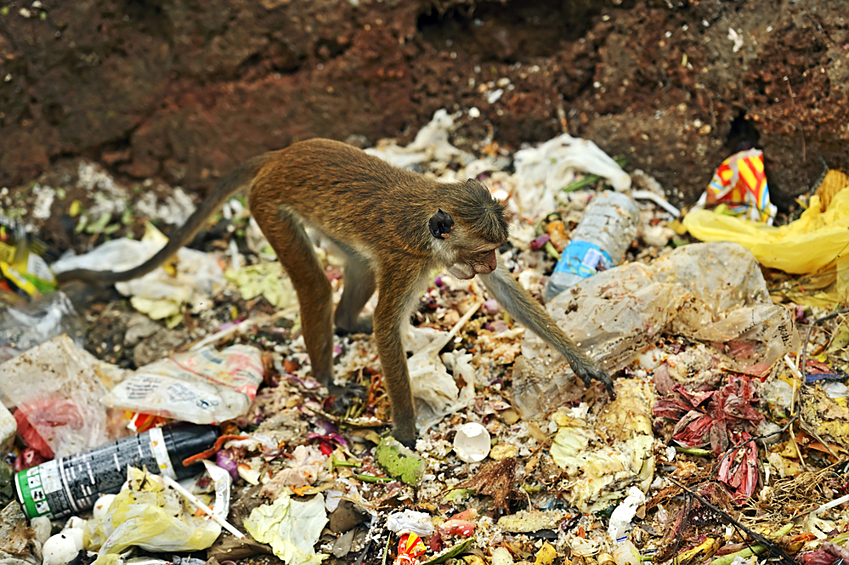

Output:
xmin=544 ymin=191 xmax=640 ymax=303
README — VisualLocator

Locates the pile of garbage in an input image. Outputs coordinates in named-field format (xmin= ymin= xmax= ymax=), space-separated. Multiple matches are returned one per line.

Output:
xmin=2 ymin=109 xmax=849 ymax=565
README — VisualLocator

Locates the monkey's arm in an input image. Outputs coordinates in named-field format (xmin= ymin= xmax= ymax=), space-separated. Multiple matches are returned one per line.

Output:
xmin=480 ymin=262 xmax=614 ymax=392
xmin=55 ymin=154 xmax=269 ymax=284
xmin=372 ymin=261 xmax=427 ymax=448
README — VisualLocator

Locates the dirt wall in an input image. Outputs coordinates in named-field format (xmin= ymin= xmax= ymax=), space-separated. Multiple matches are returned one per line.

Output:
xmin=1 ymin=0 xmax=846 ymax=208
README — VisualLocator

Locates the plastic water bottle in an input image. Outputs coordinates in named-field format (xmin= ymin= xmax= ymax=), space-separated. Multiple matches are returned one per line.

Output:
xmin=15 ymin=423 xmax=220 ymax=519
xmin=544 ymin=191 xmax=640 ymax=302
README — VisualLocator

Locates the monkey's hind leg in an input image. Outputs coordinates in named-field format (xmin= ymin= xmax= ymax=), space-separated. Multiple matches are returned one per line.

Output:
xmin=334 ymin=255 xmax=376 ymax=335
xmin=250 ymin=202 xmax=335 ymax=386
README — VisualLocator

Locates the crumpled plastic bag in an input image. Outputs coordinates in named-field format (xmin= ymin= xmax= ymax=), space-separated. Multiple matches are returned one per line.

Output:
xmin=513 ymin=242 xmax=799 ymax=418
xmin=683 ymin=169 xmax=849 ymax=275
xmin=101 ymin=344 xmax=264 ymax=424
xmin=84 ymin=462 xmax=232 ymax=563
xmin=0 ymin=291 xmax=83 ymax=364
xmin=512 ymin=133 xmax=631 ymax=218
xmin=244 ymin=491 xmax=328 ymax=565
xmin=0 ymin=334 xmax=126 ymax=458
xmin=695 ymin=148 xmax=776 ymax=223
xmin=51 ymin=223 xmax=225 ymax=327
xmin=405 ymin=311 xmax=478 ymax=431
xmin=365 ymin=109 xmax=474 ymax=169
xmin=385 ymin=509 xmax=435 ymax=537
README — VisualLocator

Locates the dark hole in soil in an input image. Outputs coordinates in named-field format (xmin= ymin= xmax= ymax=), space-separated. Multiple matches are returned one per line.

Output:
xmin=124 ymin=1 xmax=172 ymax=41
xmin=42 ymin=102 xmax=65 ymax=126
xmin=417 ymin=0 xmax=602 ymax=63
xmin=726 ymin=110 xmax=760 ymax=153
xmin=315 ymin=38 xmax=348 ymax=61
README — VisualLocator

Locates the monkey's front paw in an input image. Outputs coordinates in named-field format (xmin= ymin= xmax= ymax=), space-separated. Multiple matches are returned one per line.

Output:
xmin=392 ymin=424 xmax=417 ymax=450
xmin=576 ymin=362 xmax=615 ymax=395
xmin=335 ymin=314 xmax=374 ymax=336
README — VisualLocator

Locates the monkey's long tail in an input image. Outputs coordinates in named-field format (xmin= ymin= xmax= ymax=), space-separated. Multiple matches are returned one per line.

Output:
xmin=55 ymin=153 xmax=270 ymax=284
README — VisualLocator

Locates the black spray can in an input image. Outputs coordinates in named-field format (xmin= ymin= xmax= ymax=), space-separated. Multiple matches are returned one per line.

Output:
xmin=14 ymin=423 xmax=220 ymax=519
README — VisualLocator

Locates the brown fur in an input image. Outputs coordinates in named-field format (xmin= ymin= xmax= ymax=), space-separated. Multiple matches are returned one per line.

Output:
xmin=58 ymin=139 xmax=612 ymax=446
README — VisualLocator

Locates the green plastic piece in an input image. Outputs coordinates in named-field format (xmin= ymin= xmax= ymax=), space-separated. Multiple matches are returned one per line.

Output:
xmin=444 ymin=488 xmax=475 ymax=503
xmin=374 ymin=437 xmax=426 ymax=485
xmin=422 ymin=538 xmax=475 ymax=564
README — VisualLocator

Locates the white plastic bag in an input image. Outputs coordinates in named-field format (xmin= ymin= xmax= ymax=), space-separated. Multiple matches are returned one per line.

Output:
xmin=51 ymin=224 xmax=225 ymax=326
xmin=101 ymin=344 xmax=264 ymax=424
xmin=0 ymin=334 xmax=123 ymax=457
xmin=406 ymin=310 xmax=478 ymax=432
xmin=512 ymin=133 xmax=632 ymax=218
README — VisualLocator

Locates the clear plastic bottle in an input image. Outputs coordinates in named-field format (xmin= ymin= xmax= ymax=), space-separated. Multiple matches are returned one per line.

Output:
xmin=544 ymin=191 xmax=640 ymax=302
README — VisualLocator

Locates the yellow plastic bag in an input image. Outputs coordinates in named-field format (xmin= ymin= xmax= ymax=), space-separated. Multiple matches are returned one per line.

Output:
xmin=683 ymin=171 xmax=849 ymax=275
xmin=84 ymin=466 xmax=226 ymax=563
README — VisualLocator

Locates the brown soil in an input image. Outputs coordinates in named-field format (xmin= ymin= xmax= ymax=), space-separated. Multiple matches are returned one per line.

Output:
xmin=1 ymin=0 xmax=847 ymax=211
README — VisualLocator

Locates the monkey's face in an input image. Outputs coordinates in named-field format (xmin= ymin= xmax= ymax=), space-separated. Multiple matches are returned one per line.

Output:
xmin=447 ymin=244 xmax=500 ymax=279
xmin=428 ymin=198 xmax=506 ymax=280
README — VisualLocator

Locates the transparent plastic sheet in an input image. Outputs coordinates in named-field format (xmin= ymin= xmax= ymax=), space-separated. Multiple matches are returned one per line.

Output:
xmin=513 ymin=242 xmax=799 ymax=418
xmin=0 ymin=334 xmax=126 ymax=457
xmin=0 ymin=291 xmax=83 ymax=364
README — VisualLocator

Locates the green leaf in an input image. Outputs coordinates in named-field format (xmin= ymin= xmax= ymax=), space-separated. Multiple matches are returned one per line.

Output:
xmin=422 ymin=538 xmax=475 ymax=564
xmin=85 ymin=212 xmax=112 ymax=234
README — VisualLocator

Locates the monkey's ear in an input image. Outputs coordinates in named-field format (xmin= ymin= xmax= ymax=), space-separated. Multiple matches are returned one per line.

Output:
xmin=428 ymin=209 xmax=455 ymax=240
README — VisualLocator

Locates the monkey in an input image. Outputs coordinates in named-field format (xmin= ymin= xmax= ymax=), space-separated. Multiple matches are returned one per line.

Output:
xmin=57 ymin=139 xmax=613 ymax=447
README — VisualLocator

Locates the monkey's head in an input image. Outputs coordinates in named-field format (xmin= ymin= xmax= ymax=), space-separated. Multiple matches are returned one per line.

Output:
xmin=429 ymin=179 xmax=509 ymax=280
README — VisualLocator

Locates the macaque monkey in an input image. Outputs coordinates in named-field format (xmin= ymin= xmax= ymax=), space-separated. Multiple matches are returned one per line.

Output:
xmin=58 ymin=139 xmax=613 ymax=446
